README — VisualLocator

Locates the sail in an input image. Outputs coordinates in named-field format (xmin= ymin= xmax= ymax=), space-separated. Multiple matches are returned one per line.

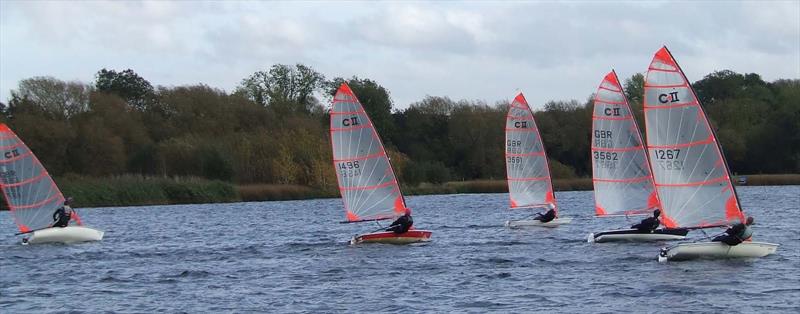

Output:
xmin=505 ymin=93 xmax=557 ymax=211
xmin=643 ymin=46 xmax=744 ymax=228
xmin=591 ymin=70 xmax=660 ymax=216
xmin=330 ymin=83 xmax=407 ymax=222
xmin=0 ymin=124 xmax=80 ymax=233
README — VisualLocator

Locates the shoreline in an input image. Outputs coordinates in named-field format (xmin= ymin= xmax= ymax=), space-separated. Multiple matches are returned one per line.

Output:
xmin=2 ymin=174 xmax=797 ymax=210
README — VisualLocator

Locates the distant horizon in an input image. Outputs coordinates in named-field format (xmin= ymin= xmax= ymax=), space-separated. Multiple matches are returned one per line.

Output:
xmin=2 ymin=66 xmax=794 ymax=113
xmin=2 ymin=1 xmax=799 ymax=109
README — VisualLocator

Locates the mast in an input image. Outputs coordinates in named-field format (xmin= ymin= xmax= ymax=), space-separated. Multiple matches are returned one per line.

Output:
xmin=643 ymin=46 xmax=744 ymax=228
xmin=591 ymin=70 xmax=660 ymax=216
xmin=505 ymin=93 xmax=557 ymax=212
xmin=330 ymin=83 xmax=407 ymax=223
xmin=0 ymin=124 xmax=80 ymax=233
xmin=660 ymin=46 xmax=744 ymax=212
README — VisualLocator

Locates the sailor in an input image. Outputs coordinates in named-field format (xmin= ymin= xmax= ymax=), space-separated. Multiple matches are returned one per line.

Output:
xmin=51 ymin=197 xmax=74 ymax=228
xmin=386 ymin=210 xmax=413 ymax=234
xmin=631 ymin=209 xmax=661 ymax=233
xmin=533 ymin=203 xmax=557 ymax=223
xmin=713 ymin=216 xmax=754 ymax=246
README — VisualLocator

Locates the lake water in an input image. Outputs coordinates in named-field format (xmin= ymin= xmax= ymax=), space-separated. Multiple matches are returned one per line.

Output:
xmin=1 ymin=186 xmax=798 ymax=313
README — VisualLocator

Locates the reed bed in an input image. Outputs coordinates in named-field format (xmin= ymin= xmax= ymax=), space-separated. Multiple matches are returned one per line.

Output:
xmin=56 ymin=175 xmax=238 ymax=208
xmin=3 ymin=174 xmax=796 ymax=210
xmin=734 ymin=174 xmax=800 ymax=186
xmin=237 ymin=184 xmax=337 ymax=202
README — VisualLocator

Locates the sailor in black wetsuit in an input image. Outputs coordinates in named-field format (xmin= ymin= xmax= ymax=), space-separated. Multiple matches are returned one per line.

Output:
xmin=713 ymin=217 xmax=754 ymax=246
xmin=533 ymin=204 xmax=556 ymax=223
xmin=386 ymin=211 xmax=413 ymax=234
xmin=631 ymin=209 xmax=661 ymax=233
xmin=52 ymin=197 xmax=74 ymax=228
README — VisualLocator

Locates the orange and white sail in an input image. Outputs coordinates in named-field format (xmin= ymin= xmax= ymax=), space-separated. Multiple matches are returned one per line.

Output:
xmin=330 ymin=83 xmax=407 ymax=222
xmin=591 ymin=71 xmax=660 ymax=216
xmin=505 ymin=93 xmax=557 ymax=212
xmin=643 ymin=46 xmax=744 ymax=228
xmin=0 ymin=124 xmax=81 ymax=233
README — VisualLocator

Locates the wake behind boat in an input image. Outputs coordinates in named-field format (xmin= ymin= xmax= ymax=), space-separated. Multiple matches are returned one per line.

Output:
xmin=0 ymin=124 xmax=104 ymax=245
xmin=643 ymin=47 xmax=778 ymax=262
xmin=504 ymin=93 xmax=571 ymax=228
xmin=587 ymin=71 xmax=686 ymax=243
xmin=329 ymin=83 xmax=431 ymax=245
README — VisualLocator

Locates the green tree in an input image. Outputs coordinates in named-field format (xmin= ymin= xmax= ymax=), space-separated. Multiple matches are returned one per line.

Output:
xmin=448 ymin=101 xmax=505 ymax=179
xmin=95 ymin=69 xmax=156 ymax=111
xmin=327 ymin=76 xmax=396 ymax=144
xmin=69 ymin=117 xmax=127 ymax=176
xmin=536 ymin=100 xmax=592 ymax=176
xmin=236 ymin=64 xmax=325 ymax=114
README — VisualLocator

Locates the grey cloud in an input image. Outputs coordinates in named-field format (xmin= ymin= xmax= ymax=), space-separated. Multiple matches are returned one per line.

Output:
xmin=1 ymin=1 xmax=798 ymax=107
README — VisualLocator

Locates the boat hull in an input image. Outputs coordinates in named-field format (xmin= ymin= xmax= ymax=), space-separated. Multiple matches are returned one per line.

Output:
xmin=589 ymin=228 xmax=688 ymax=243
xmin=350 ymin=230 xmax=432 ymax=245
xmin=658 ymin=241 xmax=779 ymax=262
xmin=25 ymin=226 xmax=104 ymax=245
xmin=505 ymin=217 xmax=572 ymax=228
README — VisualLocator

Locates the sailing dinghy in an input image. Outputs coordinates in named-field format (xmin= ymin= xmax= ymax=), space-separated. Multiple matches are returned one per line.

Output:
xmin=504 ymin=93 xmax=571 ymax=228
xmin=0 ymin=124 xmax=103 ymax=244
xmin=641 ymin=47 xmax=777 ymax=262
xmin=330 ymin=83 xmax=432 ymax=245
xmin=587 ymin=71 xmax=687 ymax=243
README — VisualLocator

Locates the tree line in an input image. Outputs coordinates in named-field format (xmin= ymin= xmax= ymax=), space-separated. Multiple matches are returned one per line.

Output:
xmin=1 ymin=65 xmax=797 ymax=191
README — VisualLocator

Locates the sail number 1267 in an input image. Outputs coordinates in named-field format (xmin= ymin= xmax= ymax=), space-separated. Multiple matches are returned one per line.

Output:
xmin=654 ymin=149 xmax=683 ymax=171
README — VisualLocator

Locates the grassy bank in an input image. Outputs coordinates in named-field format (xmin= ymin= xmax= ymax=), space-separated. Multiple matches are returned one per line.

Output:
xmin=56 ymin=175 xmax=238 ymax=208
xmin=2 ymin=174 xmax=796 ymax=210
xmin=733 ymin=174 xmax=800 ymax=186
xmin=403 ymin=178 xmax=594 ymax=195
xmin=237 ymin=184 xmax=337 ymax=202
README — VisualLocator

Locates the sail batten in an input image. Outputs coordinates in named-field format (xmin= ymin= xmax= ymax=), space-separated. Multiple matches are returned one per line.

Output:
xmin=505 ymin=93 xmax=558 ymax=212
xmin=330 ymin=83 xmax=407 ymax=222
xmin=644 ymin=46 xmax=744 ymax=228
xmin=591 ymin=70 xmax=660 ymax=216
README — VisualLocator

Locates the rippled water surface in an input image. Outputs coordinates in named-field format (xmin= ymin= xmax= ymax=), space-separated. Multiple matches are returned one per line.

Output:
xmin=1 ymin=186 xmax=799 ymax=312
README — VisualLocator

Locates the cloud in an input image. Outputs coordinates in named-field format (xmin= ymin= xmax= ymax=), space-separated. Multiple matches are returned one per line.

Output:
xmin=1 ymin=1 xmax=798 ymax=108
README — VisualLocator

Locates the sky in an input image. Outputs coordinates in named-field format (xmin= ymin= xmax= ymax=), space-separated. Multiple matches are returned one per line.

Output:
xmin=1 ymin=0 xmax=799 ymax=110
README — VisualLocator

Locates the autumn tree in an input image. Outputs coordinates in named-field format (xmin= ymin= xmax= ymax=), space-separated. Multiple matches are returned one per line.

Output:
xmin=9 ymin=77 xmax=91 ymax=119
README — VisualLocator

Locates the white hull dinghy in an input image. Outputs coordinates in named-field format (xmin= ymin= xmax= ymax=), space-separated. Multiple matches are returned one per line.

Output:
xmin=588 ymin=71 xmax=666 ymax=242
xmin=503 ymin=93 xmax=571 ymax=228
xmin=588 ymin=228 xmax=687 ymax=243
xmin=0 ymin=124 xmax=103 ymax=245
xmin=25 ymin=226 xmax=104 ymax=245
xmin=506 ymin=217 xmax=573 ymax=228
xmin=643 ymin=46 xmax=778 ymax=261
xmin=330 ymin=83 xmax=432 ymax=244
xmin=658 ymin=241 xmax=779 ymax=262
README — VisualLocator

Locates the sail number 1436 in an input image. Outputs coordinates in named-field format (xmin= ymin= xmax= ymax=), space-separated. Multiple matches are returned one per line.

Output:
xmin=338 ymin=161 xmax=361 ymax=178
